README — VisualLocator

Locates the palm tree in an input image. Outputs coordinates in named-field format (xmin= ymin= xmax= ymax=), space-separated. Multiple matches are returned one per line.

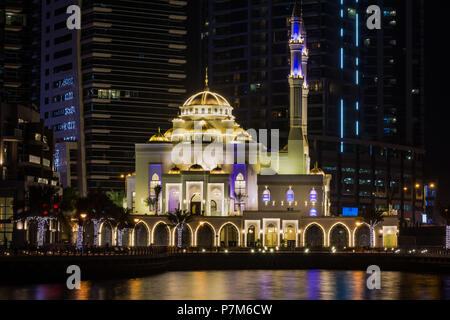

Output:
xmin=360 ymin=205 xmax=384 ymax=248
xmin=107 ymin=190 xmax=126 ymax=208
xmin=154 ymin=185 xmax=162 ymax=214
xmin=233 ymin=191 xmax=247 ymax=215
xmin=167 ymin=209 xmax=193 ymax=248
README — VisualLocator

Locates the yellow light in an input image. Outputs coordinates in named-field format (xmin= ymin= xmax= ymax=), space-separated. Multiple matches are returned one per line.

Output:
xmin=80 ymin=213 xmax=87 ymax=219
xmin=415 ymin=184 xmax=420 ymax=189
xmin=355 ymin=222 xmax=362 ymax=227
xmin=430 ymin=183 xmax=436 ymax=189
xmin=199 ymin=221 xmax=205 ymax=226
xmin=134 ymin=218 xmax=140 ymax=223
xmin=120 ymin=174 xmax=125 ymax=179
xmin=403 ymin=187 xmax=408 ymax=191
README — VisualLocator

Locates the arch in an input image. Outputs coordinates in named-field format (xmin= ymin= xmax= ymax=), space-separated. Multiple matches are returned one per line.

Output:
xmin=190 ymin=193 xmax=201 ymax=215
xmin=196 ymin=223 xmax=215 ymax=248
xmin=264 ymin=224 xmax=277 ymax=247
xmin=262 ymin=189 xmax=271 ymax=202
xmin=172 ymin=223 xmax=194 ymax=248
xmin=210 ymin=200 xmax=217 ymax=213
xmin=134 ymin=222 xmax=150 ymax=247
xmin=120 ymin=228 xmax=131 ymax=247
xmin=303 ymin=223 xmax=326 ymax=248
xmin=354 ymin=224 xmax=370 ymax=248
xmin=286 ymin=189 xmax=294 ymax=202
xmin=99 ymin=221 xmax=113 ymax=247
xmin=151 ymin=173 xmax=160 ymax=181
xmin=218 ymin=222 xmax=240 ymax=247
xmin=151 ymin=221 xmax=170 ymax=246
xmin=328 ymin=222 xmax=351 ymax=249
xmin=246 ymin=225 xmax=257 ymax=247
xmin=84 ymin=221 xmax=95 ymax=246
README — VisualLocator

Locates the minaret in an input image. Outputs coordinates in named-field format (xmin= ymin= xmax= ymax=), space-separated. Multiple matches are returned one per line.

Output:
xmin=288 ymin=0 xmax=310 ymax=174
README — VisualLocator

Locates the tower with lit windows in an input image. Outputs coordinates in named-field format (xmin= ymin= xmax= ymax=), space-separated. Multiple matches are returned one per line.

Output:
xmin=287 ymin=1 xmax=310 ymax=174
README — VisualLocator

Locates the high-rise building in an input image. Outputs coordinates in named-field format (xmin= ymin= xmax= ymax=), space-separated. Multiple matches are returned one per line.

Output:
xmin=207 ymin=0 xmax=426 ymax=224
xmin=1 ymin=0 xmax=59 ymax=246
xmin=40 ymin=0 xmax=189 ymax=194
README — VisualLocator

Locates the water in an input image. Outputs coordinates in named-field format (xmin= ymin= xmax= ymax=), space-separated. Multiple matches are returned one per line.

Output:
xmin=0 ymin=270 xmax=449 ymax=300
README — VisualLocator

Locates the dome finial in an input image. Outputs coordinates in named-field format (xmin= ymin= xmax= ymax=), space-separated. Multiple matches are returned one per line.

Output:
xmin=205 ymin=67 xmax=209 ymax=91
xmin=292 ymin=0 xmax=302 ymax=18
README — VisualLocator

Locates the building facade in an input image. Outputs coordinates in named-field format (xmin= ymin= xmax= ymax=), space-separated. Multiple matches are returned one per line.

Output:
xmin=206 ymin=0 xmax=426 ymax=225
xmin=121 ymin=9 xmax=398 ymax=250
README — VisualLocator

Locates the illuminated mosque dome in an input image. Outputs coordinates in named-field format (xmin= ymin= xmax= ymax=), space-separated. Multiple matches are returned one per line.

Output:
xmin=183 ymin=91 xmax=230 ymax=107
xmin=149 ymin=128 xmax=170 ymax=143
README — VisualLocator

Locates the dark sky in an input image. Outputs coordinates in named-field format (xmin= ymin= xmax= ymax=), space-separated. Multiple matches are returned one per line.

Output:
xmin=424 ymin=2 xmax=449 ymax=205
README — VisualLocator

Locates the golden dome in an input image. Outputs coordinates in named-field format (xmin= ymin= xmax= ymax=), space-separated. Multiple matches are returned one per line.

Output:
xmin=189 ymin=164 xmax=204 ymax=171
xmin=148 ymin=128 xmax=170 ymax=143
xmin=164 ymin=128 xmax=173 ymax=140
xmin=211 ymin=166 xmax=225 ymax=174
xmin=310 ymin=162 xmax=325 ymax=175
xmin=183 ymin=91 xmax=231 ymax=107
xmin=168 ymin=166 xmax=180 ymax=174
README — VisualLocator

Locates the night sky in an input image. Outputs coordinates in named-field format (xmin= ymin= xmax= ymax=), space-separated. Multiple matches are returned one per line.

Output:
xmin=424 ymin=2 xmax=449 ymax=205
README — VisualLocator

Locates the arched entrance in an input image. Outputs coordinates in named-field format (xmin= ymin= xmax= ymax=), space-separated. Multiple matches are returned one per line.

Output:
xmin=153 ymin=223 xmax=169 ymax=246
xmin=197 ymin=224 xmax=214 ymax=248
xmin=220 ymin=223 xmax=238 ymax=247
xmin=355 ymin=225 xmax=370 ymax=248
xmin=246 ymin=225 xmax=256 ymax=247
xmin=27 ymin=221 xmax=38 ymax=246
xmin=264 ymin=224 xmax=277 ymax=247
xmin=190 ymin=194 xmax=201 ymax=215
xmin=304 ymin=224 xmax=324 ymax=248
xmin=285 ymin=225 xmax=296 ymax=248
xmin=134 ymin=223 xmax=149 ymax=247
xmin=174 ymin=224 xmax=192 ymax=248
xmin=100 ymin=222 xmax=112 ymax=247
xmin=330 ymin=224 xmax=349 ymax=249
xmin=120 ymin=228 xmax=131 ymax=247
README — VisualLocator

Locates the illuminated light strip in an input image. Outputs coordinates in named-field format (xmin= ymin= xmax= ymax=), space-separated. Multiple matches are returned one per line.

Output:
xmin=340 ymin=48 xmax=344 ymax=69
xmin=340 ymin=99 xmax=344 ymax=152
xmin=356 ymin=70 xmax=359 ymax=84
xmin=171 ymin=223 xmax=194 ymax=247
xmin=356 ymin=121 xmax=359 ymax=136
xmin=356 ymin=13 xmax=359 ymax=47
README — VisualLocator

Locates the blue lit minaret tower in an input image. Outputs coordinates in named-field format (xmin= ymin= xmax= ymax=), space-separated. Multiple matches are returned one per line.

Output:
xmin=287 ymin=0 xmax=310 ymax=174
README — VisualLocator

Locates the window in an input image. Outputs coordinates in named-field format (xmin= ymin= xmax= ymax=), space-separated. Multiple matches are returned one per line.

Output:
xmin=262 ymin=189 xmax=270 ymax=202
xmin=235 ymin=173 xmax=246 ymax=195
xmin=286 ymin=189 xmax=294 ymax=202
xmin=309 ymin=189 xmax=318 ymax=203
xmin=309 ymin=208 xmax=317 ymax=217
xmin=150 ymin=173 xmax=161 ymax=198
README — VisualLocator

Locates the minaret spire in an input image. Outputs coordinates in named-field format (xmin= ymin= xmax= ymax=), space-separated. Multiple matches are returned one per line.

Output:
xmin=205 ymin=67 xmax=209 ymax=91
xmin=286 ymin=0 xmax=310 ymax=174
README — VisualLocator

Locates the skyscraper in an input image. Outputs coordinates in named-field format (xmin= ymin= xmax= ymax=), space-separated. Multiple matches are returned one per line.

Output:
xmin=207 ymin=0 xmax=426 ymax=224
xmin=1 ymin=0 xmax=59 ymax=245
xmin=40 ymin=0 xmax=190 ymax=194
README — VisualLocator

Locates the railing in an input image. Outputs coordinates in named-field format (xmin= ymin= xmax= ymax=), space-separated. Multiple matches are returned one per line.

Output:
xmin=0 ymin=245 xmax=169 ymax=257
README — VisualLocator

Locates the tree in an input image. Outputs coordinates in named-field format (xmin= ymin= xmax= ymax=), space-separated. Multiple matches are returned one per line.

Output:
xmin=167 ymin=209 xmax=193 ymax=248
xmin=360 ymin=205 xmax=384 ymax=248
xmin=107 ymin=190 xmax=126 ymax=208
xmin=154 ymin=185 xmax=162 ymax=214
xmin=14 ymin=185 xmax=60 ymax=247
xmin=144 ymin=185 xmax=162 ymax=214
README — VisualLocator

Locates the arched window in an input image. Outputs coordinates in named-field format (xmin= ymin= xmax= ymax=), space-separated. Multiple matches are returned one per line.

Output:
xmin=235 ymin=173 xmax=246 ymax=195
xmin=262 ymin=189 xmax=271 ymax=202
xmin=286 ymin=189 xmax=294 ymax=202
xmin=309 ymin=208 xmax=318 ymax=217
xmin=150 ymin=173 xmax=161 ymax=197
xmin=309 ymin=188 xmax=318 ymax=203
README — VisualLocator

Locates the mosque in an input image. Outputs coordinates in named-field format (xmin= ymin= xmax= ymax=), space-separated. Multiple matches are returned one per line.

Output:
xmin=124 ymin=5 xmax=398 ymax=250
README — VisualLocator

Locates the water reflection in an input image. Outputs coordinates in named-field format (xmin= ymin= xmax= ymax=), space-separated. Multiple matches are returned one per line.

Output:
xmin=0 ymin=270 xmax=449 ymax=300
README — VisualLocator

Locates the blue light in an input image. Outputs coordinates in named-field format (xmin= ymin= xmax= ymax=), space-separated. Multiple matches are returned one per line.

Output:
xmin=340 ymin=99 xmax=344 ymax=152
xmin=356 ymin=101 xmax=359 ymax=110
xmin=356 ymin=121 xmax=359 ymax=136
xmin=343 ymin=207 xmax=358 ymax=216
xmin=340 ymin=9 xmax=344 ymax=18
xmin=340 ymin=28 xmax=343 ymax=37
xmin=340 ymin=48 xmax=344 ymax=69
xmin=356 ymin=70 xmax=359 ymax=84
xmin=356 ymin=14 xmax=359 ymax=46
xmin=356 ymin=57 xmax=359 ymax=66
xmin=310 ymin=208 xmax=318 ymax=217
